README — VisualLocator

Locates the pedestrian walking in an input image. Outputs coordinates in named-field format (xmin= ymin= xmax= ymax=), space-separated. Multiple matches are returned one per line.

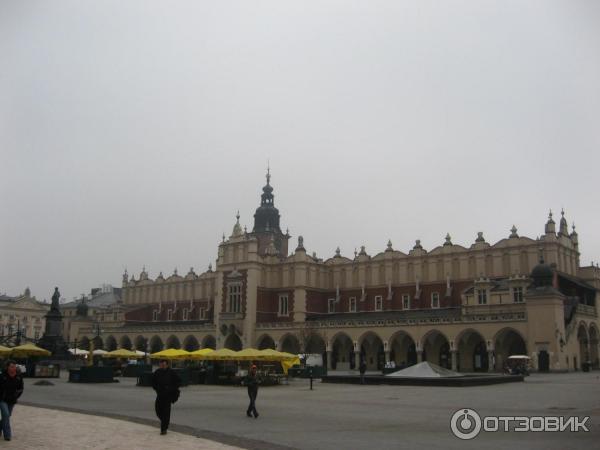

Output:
xmin=359 ymin=359 xmax=367 ymax=385
xmin=0 ymin=360 xmax=24 ymax=441
xmin=152 ymin=359 xmax=181 ymax=435
xmin=243 ymin=364 xmax=261 ymax=418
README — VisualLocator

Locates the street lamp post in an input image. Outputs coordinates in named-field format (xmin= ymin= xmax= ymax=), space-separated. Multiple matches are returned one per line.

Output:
xmin=88 ymin=321 xmax=102 ymax=367
xmin=15 ymin=320 xmax=20 ymax=346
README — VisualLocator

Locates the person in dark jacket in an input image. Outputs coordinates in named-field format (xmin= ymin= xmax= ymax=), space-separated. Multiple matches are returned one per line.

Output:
xmin=152 ymin=359 xmax=181 ymax=435
xmin=0 ymin=360 xmax=24 ymax=441
xmin=359 ymin=360 xmax=367 ymax=385
xmin=243 ymin=364 xmax=260 ymax=418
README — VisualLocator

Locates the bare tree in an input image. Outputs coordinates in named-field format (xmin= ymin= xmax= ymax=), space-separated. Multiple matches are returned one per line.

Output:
xmin=296 ymin=321 xmax=328 ymax=367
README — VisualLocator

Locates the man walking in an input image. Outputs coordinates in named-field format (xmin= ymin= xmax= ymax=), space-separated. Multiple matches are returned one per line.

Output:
xmin=359 ymin=359 xmax=367 ymax=385
xmin=243 ymin=364 xmax=260 ymax=418
xmin=152 ymin=359 xmax=181 ymax=435
xmin=0 ymin=360 xmax=24 ymax=441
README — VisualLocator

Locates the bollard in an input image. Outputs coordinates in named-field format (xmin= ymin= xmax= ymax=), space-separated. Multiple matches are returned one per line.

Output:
xmin=309 ymin=368 xmax=313 ymax=390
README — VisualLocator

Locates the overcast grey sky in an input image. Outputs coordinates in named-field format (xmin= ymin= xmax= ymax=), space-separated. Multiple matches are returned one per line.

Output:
xmin=1 ymin=1 xmax=599 ymax=302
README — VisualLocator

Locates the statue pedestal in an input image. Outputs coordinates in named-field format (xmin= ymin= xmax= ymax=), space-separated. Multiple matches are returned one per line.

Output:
xmin=37 ymin=309 xmax=70 ymax=358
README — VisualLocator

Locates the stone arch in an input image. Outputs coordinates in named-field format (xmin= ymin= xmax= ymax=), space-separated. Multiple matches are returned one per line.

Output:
xmin=304 ymin=332 xmax=327 ymax=367
xmin=456 ymin=328 xmax=488 ymax=372
xmin=577 ymin=322 xmax=589 ymax=370
xmin=92 ymin=336 xmax=104 ymax=350
xmin=421 ymin=329 xmax=451 ymax=369
xmin=330 ymin=332 xmax=354 ymax=370
xmin=389 ymin=330 xmax=417 ymax=367
xmin=166 ymin=335 xmax=181 ymax=349
xmin=224 ymin=333 xmax=243 ymax=351
xmin=183 ymin=335 xmax=199 ymax=352
xmin=120 ymin=335 xmax=132 ymax=350
xmin=105 ymin=335 xmax=117 ymax=351
xmin=256 ymin=334 xmax=276 ymax=350
xmin=79 ymin=336 xmax=90 ymax=350
xmin=279 ymin=333 xmax=301 ymax=354
xmin=134 ymin=335 xmax=146 ymax=352
xmin=149 ymin=335 xmax=163 ymax=353
xmin=588 ymin=323 xmax=599 ymax=369
xmin=493 ymin=327 xmax=527 ymax=371
xmin=358 ymin=331 xmax=384 ymax=371
xmin=202 ymin=335 xmax=216 ymax=349
xmin=304 ymin=333 xmax=326 ymax=354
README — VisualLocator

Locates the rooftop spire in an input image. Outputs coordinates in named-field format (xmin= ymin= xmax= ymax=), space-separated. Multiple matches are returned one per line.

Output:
xmin=559 ymin=208 xmax=569 ymax=236
xmin=266 ymin=162 xmax=271 ymax=185
xmin=545 ymin=209 xmax=556 ymax=235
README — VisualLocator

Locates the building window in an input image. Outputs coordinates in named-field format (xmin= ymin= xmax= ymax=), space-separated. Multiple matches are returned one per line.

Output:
xmin=477 ymin=289 xmax=488 ymax=305
xmin=228 ymin=283 xmax=242 ymax=313
xmin=431 ymin=292 xmax=440 ymax=308
xmin=199 ymin=307 xmax=206 ymax=319
xmin=113 ymin=312 xmax=117 ymax=321
xmin=513 ymin=286 xmax=524 ymax=303
xmin=152 ymin=310 xmax=158 ymax=321
xmin=34 ymin=330 xmax=40 ymax=340
xmin=374 ymin=295 xmax=383 ymax=311
xmin=328 ymin=298 xmax=336 ymax=313
xmin=167 ymin=309 xmax=173 ymax=321
xmin=278 ymin=294 xmax=289 ymax=317
xmin=182 ymin=308 xmax=188 ymax=321
xmin=402 ymin=294 xmax=410 ymax=310
xmin=349 ymin=297 xmax=357 ymax=313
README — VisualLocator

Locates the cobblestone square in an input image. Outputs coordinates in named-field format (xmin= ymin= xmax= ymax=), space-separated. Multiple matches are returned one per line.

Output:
xmin=19 ymin=372 xmax=600 ymax=450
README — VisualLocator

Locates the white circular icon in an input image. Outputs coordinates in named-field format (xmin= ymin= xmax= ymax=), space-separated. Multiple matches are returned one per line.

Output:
xmin=450 ymin=408 xmax=482 ymax=440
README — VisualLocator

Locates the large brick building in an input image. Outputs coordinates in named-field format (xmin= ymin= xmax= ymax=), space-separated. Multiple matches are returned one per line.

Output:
xmin=74 ymin=171 xmax=599 ymax=372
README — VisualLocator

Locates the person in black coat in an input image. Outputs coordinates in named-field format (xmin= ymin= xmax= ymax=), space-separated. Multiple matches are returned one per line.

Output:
xmin=0 ymin=360 xmax=24 ymax=441
xmin=243 ymin=364 xmax=261 ymax=418
xmin=152 ymin=359 xmax=181 ymax=435
xmin=359 ymin=360 xmax=367 ymax=385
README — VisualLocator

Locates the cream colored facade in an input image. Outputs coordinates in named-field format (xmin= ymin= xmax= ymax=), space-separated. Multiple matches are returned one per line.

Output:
xmin=75 ymin=175 xmax=599 ymax=372
xmin=0 ymin=288 xmax=49 ymax=343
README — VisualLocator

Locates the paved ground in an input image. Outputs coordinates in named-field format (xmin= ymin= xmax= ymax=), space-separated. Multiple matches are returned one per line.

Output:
xmin=20 ymin=372 xmax=600 ymax=450
xmin=11 ymin=405 xmax=242 ymax=450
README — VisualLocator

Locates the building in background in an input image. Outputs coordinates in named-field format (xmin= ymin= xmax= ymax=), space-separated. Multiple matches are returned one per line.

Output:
xmin=75 ymin=172 xmax=599 ymax=372
xmin=61 ymin=284 xmax=124 ymax=350
xmin=0 ymin=288 xmax=49 ymax=344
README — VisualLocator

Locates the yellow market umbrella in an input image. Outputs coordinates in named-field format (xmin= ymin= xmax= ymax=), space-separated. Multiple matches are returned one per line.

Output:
xmin=102 ymin=348 xmax=143 ymax=359
xmin=150 ymin=348 xmax=191 ymax=360
xmin=10 ymin=343 xmax=51 ymax=357
xmin=188 ymin=348 xmax=215 ymax=359
xmin=257 ymin=349 xmax=288 ymax=361
xmin=0 ymin=345 xmax=12 ymax=356
xmin=234 ymin=348 xmax=265 ymax=361
xmin=280 ymin=356 xmax=301 ymax=375
xmin=256 ymin=349 xmax=300 ymax=374
xmin=200 ymin=348 xmax=238 ymax=361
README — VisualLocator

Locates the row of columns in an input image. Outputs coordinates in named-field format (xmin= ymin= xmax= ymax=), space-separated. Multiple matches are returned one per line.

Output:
xmin=325 ymin=349 xmax=496 ymax=373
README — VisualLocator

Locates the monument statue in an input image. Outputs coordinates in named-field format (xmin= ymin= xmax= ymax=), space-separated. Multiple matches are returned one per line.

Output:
xmin=37 ymin=286 xmax=69 ymax=357
xmin=51 ymin=287 xmax=60 ymax=311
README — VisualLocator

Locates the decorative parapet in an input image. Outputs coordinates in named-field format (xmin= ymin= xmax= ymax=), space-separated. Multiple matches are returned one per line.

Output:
xmin=220 ymin=312 xmax=246 ymax=320
xmin=575 ymin=304 xmax=597 ymax=317
xmin=79 ymin=322 xmax=216 ymax=335
xmin=255 ymin=311 xmax=527 ymax=330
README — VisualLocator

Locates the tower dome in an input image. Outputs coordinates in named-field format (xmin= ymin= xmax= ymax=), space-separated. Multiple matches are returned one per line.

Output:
xmin=253 ymin=167 xmax=281 ymax=233
xmin=530 ymin=255 xmax=554 ymax=288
